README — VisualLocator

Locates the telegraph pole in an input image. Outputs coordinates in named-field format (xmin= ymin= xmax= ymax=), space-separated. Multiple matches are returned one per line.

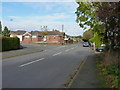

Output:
xmin=62 ymin=24 xmax=64 ymax=32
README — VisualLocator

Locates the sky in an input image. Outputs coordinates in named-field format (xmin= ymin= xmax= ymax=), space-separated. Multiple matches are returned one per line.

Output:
xmin=1 ymin=1 xmax=85 ymax=36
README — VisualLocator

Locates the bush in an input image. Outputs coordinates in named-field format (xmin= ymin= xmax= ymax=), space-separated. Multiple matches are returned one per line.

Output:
xmin=1 ymin=37 xmax=20 ymax=51
xmin=96 ymin=52 xmax=119 ymax=88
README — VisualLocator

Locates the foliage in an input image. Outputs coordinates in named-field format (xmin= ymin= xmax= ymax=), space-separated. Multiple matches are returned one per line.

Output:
xmin=2 ymin=37 xmax=20 ymax=51
xmin=75 ymin=2 xmax=99 ymax=29
xmin=96 ymin=2 xmax=120 ymax=50
xmin=0 ymin=21 xmax=2 ymax=35
xmin=2 ymin=26 xmax=10 ymax=37
xmin=83 ymin=29 xmax=94 ymax=41
xmin=96 ymin=54 xmax=119 ymax=88
xmin=75 ymin=2 xmax=120 ymax=50
xmin=76 ymin=35 xmax=82 ymax=38
xmin=42 ymin=31 xmax=48 ymax=35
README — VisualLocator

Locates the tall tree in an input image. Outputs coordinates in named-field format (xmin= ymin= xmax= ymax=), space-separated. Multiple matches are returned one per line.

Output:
xmin=96 ymin=2 xmax=120 ymax=49
xmin=75 ymin=2 xmax=120 ymax=50
xmin=3 ymin=26 xmax=10 ymax=37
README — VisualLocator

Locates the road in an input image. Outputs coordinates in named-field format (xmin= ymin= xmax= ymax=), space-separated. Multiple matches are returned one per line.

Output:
xmin=2 ymin=43 xmax=60 ymax=59
xmin=2 ymin=43 xmax=94 ymax=88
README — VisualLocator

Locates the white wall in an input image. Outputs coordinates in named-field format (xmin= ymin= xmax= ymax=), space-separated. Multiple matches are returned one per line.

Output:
xmin=17 ymin=35 xmax=22 ymax=41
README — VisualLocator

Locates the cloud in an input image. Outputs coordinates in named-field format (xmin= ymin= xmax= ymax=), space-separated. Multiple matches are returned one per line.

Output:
xmin=2 ymin=2 xmax=85 ymax=36
xmin=23 ymin=2 xmax=78 ymax=14
xmin=3 ymin=14 xmax=84 ymax=36
xmin=6 ymin=13 xmax=73 ymax=22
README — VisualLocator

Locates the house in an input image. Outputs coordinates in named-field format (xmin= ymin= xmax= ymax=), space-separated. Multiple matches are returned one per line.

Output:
xmin=10 ymin=30 xmax=26 ymax=41
xmin=44 ymin=30 xmax=65 ymax=44
xmin=22 ymin=31 xmax=43 ymax=43
xmin=10 ymin=30 xmax=65 ymax=44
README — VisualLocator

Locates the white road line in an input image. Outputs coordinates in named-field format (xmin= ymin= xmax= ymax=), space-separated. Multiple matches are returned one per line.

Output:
xmin=71 ymin=47 xmax=74 ymax=50
xmin=19 ymin=58 xmax=45 ymax=67
xmin=75 ymin=46 xmax=78 ymax=48
xmin=65 ymin=49 xmax=70 ymax=52
xmin=56 ymin=46 xmax=66 ymax=49
xmin=56 ymin=47 xmax=61 ymax=49
xmin=53 ymin=52 xmax=62 ymax=56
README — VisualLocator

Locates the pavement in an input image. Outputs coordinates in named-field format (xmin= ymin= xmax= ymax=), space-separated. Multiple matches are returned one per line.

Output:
xmin=70 ymin=54 xmax=100 ymax=88
xmin=2 ymin=43 xmax=96 ymax=88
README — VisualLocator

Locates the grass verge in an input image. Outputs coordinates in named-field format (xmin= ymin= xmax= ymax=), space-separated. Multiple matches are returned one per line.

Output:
xmin=95 ymin=53 xmax=120 ymax=88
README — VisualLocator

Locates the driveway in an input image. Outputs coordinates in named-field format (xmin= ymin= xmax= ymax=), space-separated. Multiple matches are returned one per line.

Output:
xmin=2 ymin=43 xmax=94 ymax=88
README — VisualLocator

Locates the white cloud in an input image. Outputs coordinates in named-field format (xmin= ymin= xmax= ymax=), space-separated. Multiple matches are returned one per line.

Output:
xmin=6 ymin=13 xmax=72 ymax=22
xmin=3 ymin=14 xmax=84 ymax=36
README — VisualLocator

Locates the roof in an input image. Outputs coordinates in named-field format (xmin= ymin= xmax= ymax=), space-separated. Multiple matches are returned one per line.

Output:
xmin=10 ymin=30 xmax=65 ymax=36
xmin=45 ymin=30 xmax=65 ymax=36
xmin=10 ymin=30 xmax=26 ymax=35
xmin=31 ymin=31 xmax=43 ymax=36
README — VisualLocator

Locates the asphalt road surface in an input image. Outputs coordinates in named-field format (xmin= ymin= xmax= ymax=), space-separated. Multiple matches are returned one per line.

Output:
xmin=2 ymin=43 xmax=94 ymax=88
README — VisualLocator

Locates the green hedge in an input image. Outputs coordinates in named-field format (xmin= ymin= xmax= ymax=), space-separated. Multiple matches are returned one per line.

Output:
xmin=1 ymin=37 xmax=20 ymax=51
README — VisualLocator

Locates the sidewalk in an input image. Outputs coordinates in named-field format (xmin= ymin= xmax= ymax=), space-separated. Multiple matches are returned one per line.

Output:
xmin=70 ymin=54 xmax=101 ymax=88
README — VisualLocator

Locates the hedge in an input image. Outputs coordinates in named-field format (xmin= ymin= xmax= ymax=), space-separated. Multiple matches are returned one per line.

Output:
xmin=1 ymin=37 xmax=20 ymax=51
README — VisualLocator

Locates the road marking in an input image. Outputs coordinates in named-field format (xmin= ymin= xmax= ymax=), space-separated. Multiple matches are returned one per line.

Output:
xmin=19 ymin=58 xmax=45 ymax=67
xmin=44 ymin=50 xmax=47 ymax=52
xmin=75 ymin=46 xmax=78 ymax=48
xmin=71 ymin=47 xmax=74 ymax=50
xmin=56 ymin=46 xmax=66 ymax=49
xmin=53 ymin=52 xmax=62 ymax=56
xmin=65 ymin=49 xmax=70 ymax=52
xmin=56 ymin=47 xmax=61 ymax=49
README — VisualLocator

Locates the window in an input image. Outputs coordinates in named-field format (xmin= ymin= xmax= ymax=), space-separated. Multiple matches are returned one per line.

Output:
xmin=25 ymin=36 xmax=30 ymax=39
xmin=54 ymin=36 xmax=56 ymax=39
xmin=32 ymin=36 xmax=37 ymax=38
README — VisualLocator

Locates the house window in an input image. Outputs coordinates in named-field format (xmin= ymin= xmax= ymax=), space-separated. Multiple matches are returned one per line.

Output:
xmin=25 ymin=36 xmax=30 ymax=39
xmin=32 ymin=36 xmax=37 ymax=38
xmin=54 ymin=36 xmax=56 ymax=39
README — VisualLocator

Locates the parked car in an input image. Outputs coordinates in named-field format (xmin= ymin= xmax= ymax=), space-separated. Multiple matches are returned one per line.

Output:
xmin=96 ymin=46 xmax=105 ymax=52
xmin=82 ymin=42 xmax=89 ymax=47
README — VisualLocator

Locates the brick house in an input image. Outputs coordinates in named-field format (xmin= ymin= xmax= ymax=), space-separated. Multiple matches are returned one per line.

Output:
xmin=22 ymin=31 xmax=43 ymax=43
xmin=10 ymin=30 xmax=65 ymax=44
xmin=10 ymin=30 xmax=26 ymax=41
xmin=44 ymin=30 xmax=65 ymax=44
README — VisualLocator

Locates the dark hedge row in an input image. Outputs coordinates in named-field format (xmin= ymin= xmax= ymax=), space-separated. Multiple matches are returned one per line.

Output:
xmin=1 ymin=37 xmax=20 ymax=51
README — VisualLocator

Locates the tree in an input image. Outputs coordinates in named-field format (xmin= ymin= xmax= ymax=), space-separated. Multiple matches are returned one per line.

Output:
xmin=75 ymin=2 xmax=120 ymax=50
xmin=96 ymin=2 xmax=120 ymax=50
xmin=0 ymin=21 xmax=2 ymax=35
xmin=83 ymin=29 xmax=94 ymax=41
xmin=3 ymin=26 xmax=10 ymax=37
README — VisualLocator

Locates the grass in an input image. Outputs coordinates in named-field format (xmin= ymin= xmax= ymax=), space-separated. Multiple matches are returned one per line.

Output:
xmin=95 ymin=52 xmax=119 ymax=88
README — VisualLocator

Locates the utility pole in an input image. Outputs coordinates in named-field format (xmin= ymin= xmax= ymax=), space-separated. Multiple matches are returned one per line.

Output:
xmin=62 ymin=24 xmax=64 ymax=32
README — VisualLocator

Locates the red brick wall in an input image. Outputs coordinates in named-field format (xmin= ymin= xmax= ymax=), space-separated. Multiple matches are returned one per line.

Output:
xmin=31 ymin=36 xmax=43 ymax=42
xmin=46 ymin=36 xmax=64 ymax=43
xmin=22 ymin=33 xmax=31 ymax=43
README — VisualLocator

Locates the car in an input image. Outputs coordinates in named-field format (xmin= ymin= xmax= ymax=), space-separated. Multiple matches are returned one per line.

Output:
xmin=96 ymin=46 xmax=105 ymax=52
xmin=82 ymin=42 xmax=89 ymax=47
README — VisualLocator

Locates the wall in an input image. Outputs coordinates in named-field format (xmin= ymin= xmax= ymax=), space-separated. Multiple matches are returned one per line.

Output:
xmin=22 ymin=33 xmax=32 ymax=43
xmin=17 ymin=35 xmax=22 ymax=41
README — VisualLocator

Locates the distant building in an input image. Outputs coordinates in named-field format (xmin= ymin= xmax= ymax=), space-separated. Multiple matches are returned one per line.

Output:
xmin=10 ymin=30 xmax=26 ymax=41
xmin=10 ymin=30 xmax=65 ymax=44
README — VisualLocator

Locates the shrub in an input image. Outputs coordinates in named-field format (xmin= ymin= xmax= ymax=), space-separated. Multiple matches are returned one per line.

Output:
xmin=1 ymin=37 xmax=20 ymax=51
